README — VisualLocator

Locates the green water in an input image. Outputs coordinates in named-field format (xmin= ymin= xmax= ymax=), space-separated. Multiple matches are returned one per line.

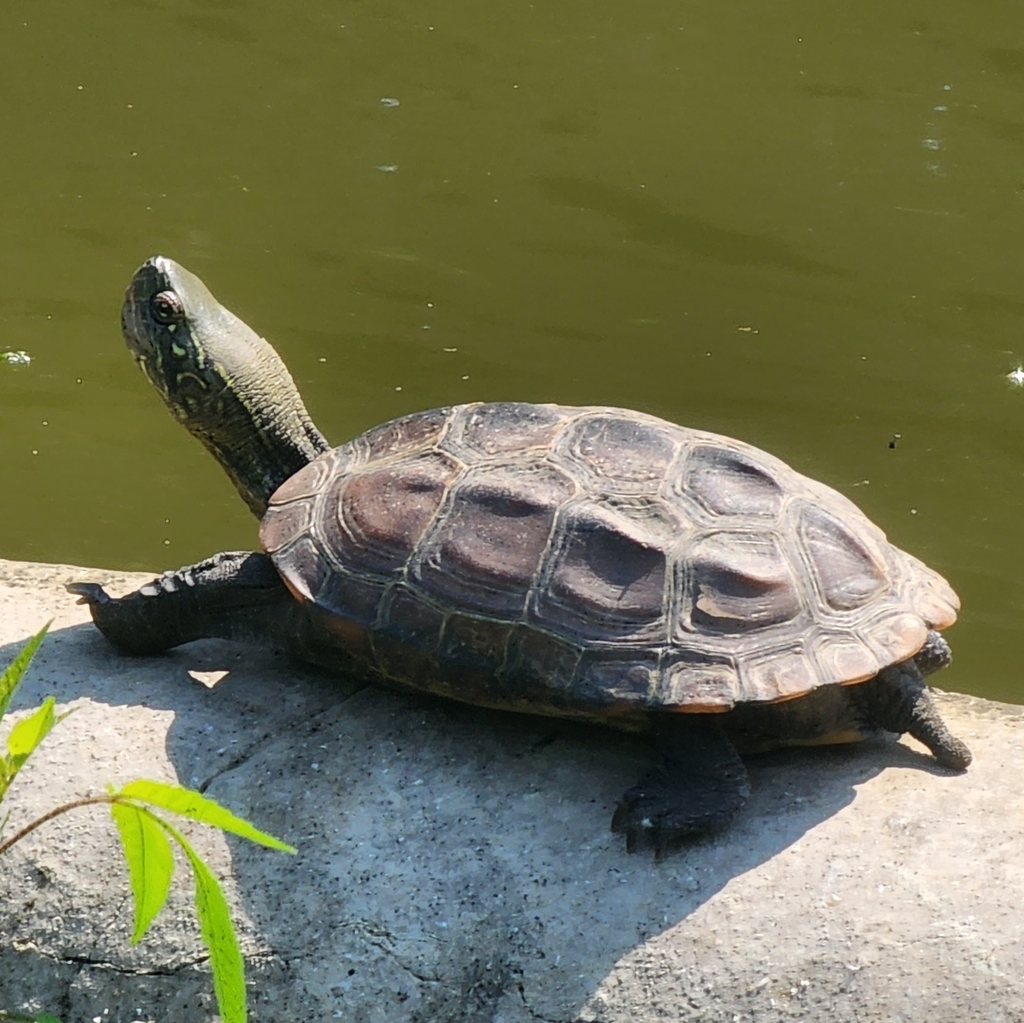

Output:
xmin=0 ymin=0 xmax=1022 ymax=702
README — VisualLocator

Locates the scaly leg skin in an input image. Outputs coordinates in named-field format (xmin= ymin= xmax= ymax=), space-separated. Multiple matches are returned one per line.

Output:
xmin=68 ymin=551 xmax=296 ymax=655
xmin=612 ymin=716 xmax=751 ymax=856
xmin=863 ymin=659 xmax=972 ymax=770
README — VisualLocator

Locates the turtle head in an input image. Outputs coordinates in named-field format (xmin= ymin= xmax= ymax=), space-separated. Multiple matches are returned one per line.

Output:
xmin=122 ymin=256 xmax=330 ymax=517
xmin=123 ymin=257 xmax=247 ymax=411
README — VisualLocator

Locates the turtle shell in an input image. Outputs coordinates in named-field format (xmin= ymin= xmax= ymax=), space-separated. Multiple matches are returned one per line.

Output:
xmin=259 ymin=403 xmax=959 ymax=718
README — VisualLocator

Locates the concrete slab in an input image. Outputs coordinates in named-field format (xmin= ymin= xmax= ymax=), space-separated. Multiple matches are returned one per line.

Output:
xmin=0 ymin=558 xmax=1021 ymax=1023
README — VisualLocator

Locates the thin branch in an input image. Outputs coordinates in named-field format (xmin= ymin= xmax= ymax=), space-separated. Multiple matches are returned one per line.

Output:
xmin=0 ymin=796 xmax=113 ymax=856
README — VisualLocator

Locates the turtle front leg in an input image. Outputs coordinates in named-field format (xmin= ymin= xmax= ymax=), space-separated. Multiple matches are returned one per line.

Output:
xmin=68 ymin=551 xmax=296 ymax=655
xmin=611 ymin=716 xmax=751 ymax=855
xmin=862 ymin=660 xmax=972 ymax=770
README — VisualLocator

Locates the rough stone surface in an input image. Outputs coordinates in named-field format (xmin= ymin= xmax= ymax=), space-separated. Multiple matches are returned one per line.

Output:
xmin=0 ymin=557 xmax=1021 ymax=1023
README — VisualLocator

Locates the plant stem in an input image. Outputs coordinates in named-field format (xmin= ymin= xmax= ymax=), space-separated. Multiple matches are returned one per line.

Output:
xmin=0 ymin=796 xmax=113 ymax=856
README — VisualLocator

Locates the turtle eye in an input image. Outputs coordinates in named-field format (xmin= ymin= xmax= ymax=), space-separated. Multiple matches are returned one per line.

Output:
xmin=151 ymin=291 xmax=183 ymax=325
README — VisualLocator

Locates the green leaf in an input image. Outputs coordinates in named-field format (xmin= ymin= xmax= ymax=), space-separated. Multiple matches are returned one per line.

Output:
xmin=7 ymin=696 xmax=56 ymax=759
xmin=118 ymin=781 xmax=295 ymax=853
xmin=0 ymin=697 xmax=57 ymax=801
xmin=158 ymin=817 xmax=247 ymax=1023
xmin=111 ymin=803 xmax=175 ymax=942
xmin=36 ymin=1015 xmax=64 ymax=1023
xmin=0 ymin=623 xmax=50 ymax=723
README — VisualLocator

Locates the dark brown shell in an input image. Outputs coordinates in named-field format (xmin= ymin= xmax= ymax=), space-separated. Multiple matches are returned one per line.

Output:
xmin=259 ymin=403 xmax=959 ymax=717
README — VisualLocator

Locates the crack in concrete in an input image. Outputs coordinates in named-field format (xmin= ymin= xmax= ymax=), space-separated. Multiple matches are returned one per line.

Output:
xmin=340 ymin=917 xmax=445 ymax=985
xmin=517 ymin=993 xmax=560 ymax=1023
xmin=198 ymin=729 xmax=278 ymax=793
xmin=364 ymin=940 xmax=444 ymax=986
xmin=18 ymin=942 xmax=286 ymax=977
xmin=11 ymin=942 xmax=210 ymax=976
xmin=277 ymin=917 xmax=446 ymax=985
xmin=506 ymin=963 xmax=565 ymax=1023
xmin=196 ymin=682 xmax=371 ymax=791
xmin=63 ymin=953 xmax=207 ymax=976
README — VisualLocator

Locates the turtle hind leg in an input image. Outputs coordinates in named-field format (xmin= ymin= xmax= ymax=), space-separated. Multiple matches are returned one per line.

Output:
xmin=611 ymin=717 xmax=750 ymax=855
xmin=864 ymin=661 xmax=972 ymax=770
xmin=68 ymin=551 xmax=295 ymax=655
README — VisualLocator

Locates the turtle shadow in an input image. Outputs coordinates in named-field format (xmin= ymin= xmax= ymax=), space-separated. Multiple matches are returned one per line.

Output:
xmin=0 ymin=621 xmax=962 ymax=1022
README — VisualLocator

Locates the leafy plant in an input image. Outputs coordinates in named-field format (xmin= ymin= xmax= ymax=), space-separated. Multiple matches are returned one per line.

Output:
xmin=0 ymin=624 xmax=296 ymax=1023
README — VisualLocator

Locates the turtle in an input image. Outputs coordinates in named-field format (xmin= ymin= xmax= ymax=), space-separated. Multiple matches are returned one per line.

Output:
xmin=70 ymin=256 xmax=972 ymax=853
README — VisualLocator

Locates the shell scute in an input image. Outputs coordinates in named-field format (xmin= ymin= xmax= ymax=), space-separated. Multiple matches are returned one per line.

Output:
xmin=739 ymin=645 xmax=819 ymax=702
xmin=379 ymin=585 xmax=446 ymax=648
xmin=561 ymin=413 xmax=678 ymax=488
xmin=501 ymin=627 xmax=581 ymax=707
xmin=327 ymin=452 xmax=459 ymax=577
xmin=260 ymin=498 xmax=313 ymax=554
xmin=680 ymin=443 xmax=786 ymax=519
xmin=358 ymin=407 xmax=452 ymax=462
xmin=412 ymin=463 xmax=576 ymax=617
xmin=439 ymin=613 xmax=513 ymax=677
xmin=275 ymin=535 xmax=329 ymax=603
xmin=799 ymin=504 xmax=887 ymax=612
xmin=574 ymin=649 xmax=660 ymax=708
xmin=682 ymin=532 xmax=803 ymax=636
xmin=810 ymin=634 xmax=879 ymax=687
xmin=535 ymin=498 xmax=678 ymax=642
xmin=861 ymin=610 xmax=928 ymax=667
xmin=267 ymin=453 xmax=335 ymax=506
xmin=444 ymin=402 xmax=573 ymax=459
xmin=900 ymin=553 xmax=960 ymax=630
xmin=660 ymin=654 xmax=741 ymax=710
xmin=314 ymin=569 xmax=387 ymax=627
xmin=373 ymin=585 xmax=447 ymax=685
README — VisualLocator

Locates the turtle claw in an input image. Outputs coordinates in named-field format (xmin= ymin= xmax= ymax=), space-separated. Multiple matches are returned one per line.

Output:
xmin=66 ymin=582 xmax=113 ymax=606
xmin=612 ymin=800 xmax=667 ymax=857
xmin=612 ymin=772 xmax=731 ymax=855
xmin=66 ymin=579 xmax=166 ymax=653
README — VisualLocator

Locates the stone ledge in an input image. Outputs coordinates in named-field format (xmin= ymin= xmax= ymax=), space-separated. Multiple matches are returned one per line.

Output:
xmin=0 ymin=558 xmax=1021 ymax=1023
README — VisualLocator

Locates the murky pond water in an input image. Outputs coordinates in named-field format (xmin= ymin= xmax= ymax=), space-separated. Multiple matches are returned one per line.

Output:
xmin=1 ymin=0 xmax=1022 ymax=702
